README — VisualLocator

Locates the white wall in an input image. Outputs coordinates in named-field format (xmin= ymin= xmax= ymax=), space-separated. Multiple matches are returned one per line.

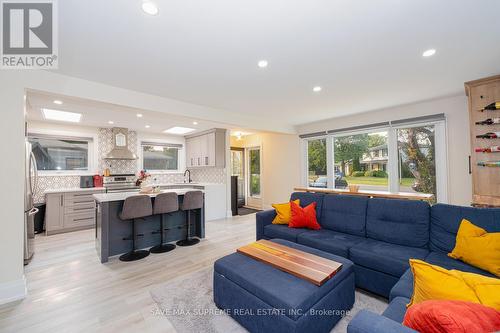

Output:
xmin=0 ymin=81 xmax=26 ymax=304
xmin=297 ymin=94 xmax=472 ymax=206
xmin=231 ymin=132 xmax=301 ymax=209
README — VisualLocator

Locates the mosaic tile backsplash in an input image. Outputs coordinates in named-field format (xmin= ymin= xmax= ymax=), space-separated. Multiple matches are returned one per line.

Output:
xmin=34 ymin=127 xmax=227 ymax=203
xmin=98 ymin=128 xmax=138 ymax=175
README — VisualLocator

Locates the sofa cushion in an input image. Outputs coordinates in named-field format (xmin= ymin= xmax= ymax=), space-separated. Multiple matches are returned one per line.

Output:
xmin=320 ymin=194 xmax=368 ymax=236
xmin=366 ymin=198 xmax=430 ymax=248
xmin=263 ymin=224 xmax=309 ymax=242
xmin=297 ymin=229 xmax=366 ymax=258
xmin=382 ymin=296 xmax=410 ymax=323
xmin=424 ymin=251 xmax=495 ymax=277
xmin=349 ymin=240 xmax=429 ymax=277
xmin=290 ymin=192 xmax=324 ymax=220
xmin=390 ymin=269 xmax=414 ymax=301
xmin=430 ymin=203 xmax=500 ymax=253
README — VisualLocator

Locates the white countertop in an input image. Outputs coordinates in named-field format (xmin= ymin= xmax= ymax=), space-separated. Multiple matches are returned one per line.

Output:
xmin=45 ymin=187 xmax=106 ymax=194
xmin=155 ymin=182 xmax=224 ymax=187
xmin=93 ymin=188 xmax=204 ymax=203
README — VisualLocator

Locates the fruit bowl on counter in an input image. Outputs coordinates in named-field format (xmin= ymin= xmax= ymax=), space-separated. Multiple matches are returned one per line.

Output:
xmin=139 ymin=185 xmax=161 ymax=194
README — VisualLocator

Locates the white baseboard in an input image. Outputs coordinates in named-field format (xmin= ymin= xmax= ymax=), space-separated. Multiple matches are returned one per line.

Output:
xmin=226 ymin=210 xmax=233 ymax=218
xmin=0 ymin=276 xmax=27 ymax=305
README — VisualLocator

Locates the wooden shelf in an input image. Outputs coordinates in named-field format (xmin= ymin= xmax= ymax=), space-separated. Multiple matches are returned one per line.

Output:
xmin=465 ymin=75 xmax=500 ymax=207
xmin=294 ymin=187 xmax=434 ymax=202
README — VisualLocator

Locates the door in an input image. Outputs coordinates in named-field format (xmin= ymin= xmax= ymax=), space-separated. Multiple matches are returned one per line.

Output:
xmin=246 ymin=147 xmax=262 ymax=208
xmin=230 ymin=148 xmax=245 ymax=207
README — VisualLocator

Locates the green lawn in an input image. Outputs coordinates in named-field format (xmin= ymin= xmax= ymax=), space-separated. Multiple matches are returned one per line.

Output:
xmin=345 ymin=176 xmax=415 ymax=187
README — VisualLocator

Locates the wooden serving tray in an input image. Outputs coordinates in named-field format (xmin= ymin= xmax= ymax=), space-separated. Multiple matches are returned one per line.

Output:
xmin=237 ymin=240 xmax=342 ymax=286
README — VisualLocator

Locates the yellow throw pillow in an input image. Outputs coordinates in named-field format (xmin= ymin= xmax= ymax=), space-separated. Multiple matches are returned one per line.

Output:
xmin=408 ymin=259 xmax=500 ymax=311
xmin=272 ymin=199 xmax=300 ymax=225
xmin=448 ymin=219 xmax=500 ymax=277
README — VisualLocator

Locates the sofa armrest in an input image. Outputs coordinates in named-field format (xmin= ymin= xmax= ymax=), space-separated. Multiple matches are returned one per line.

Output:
xmin=347 ymin=310 xmax=417 ymax=333
xmin=256 ymin=209 xmax=276 ymax=240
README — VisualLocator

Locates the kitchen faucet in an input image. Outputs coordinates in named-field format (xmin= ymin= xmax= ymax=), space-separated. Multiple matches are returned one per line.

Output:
xmin=184 ymin=169 xmax=192 ymax=183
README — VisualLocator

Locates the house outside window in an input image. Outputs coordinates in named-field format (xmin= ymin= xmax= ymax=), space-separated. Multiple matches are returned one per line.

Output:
xmin=141 ymin=142 xmax=182 ymax=172
xmin=29 ymin=135 xmax=91 ymax=172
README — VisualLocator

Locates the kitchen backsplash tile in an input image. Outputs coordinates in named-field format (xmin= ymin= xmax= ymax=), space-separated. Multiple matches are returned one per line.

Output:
xmin=190 ymin=167 xmax=227 ymax=184
xmin=98 ymin=128 xmax=138 ymax=175
xmin=35 ymin=175 xmax=80 ymax=203
xmin=34 ymin=128 xmax=227 ymax=203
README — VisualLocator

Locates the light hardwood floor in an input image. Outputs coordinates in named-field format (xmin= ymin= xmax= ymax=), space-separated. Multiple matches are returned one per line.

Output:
xmin=0 ymin=214 xmax=256 ymax=333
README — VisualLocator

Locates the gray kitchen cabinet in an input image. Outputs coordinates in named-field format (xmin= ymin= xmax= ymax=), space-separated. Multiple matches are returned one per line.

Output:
xmin=185 ymin=128 xmax=226 ymax=168
xmin=45 ymin=189 xmax=105 ymax=235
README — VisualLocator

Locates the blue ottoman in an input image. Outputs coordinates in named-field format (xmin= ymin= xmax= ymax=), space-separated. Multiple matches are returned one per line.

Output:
xmin=214 ymin=239 xmax=355 ymax=333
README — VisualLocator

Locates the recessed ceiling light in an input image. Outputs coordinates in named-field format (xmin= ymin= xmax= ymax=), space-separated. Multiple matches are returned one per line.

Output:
xmin=53 ymin=100 xmax=63 ymax=105
xmin=42 ymin=109 xmax=81 ymax=123
xmin=136 ymin=113 xmax=143 ymax=118
xmin=258 ymin=60 xmax=268 ymax=68
xmin=108 ymin=121 xmax=114 ymax=125
xmin=163 ymin=127 xmax=195 ymax=135
xmin=313 ymin=86 xmax=322 ymax=92
xmin=192 ymin=121 xmax=198 ymax=125
xmin=145 ymin=125 xmax=151 ymax=128
xmin=142 ymin=1 xmax=159 ymax=15
xmin=422 ymin=49 xmax=436 ymax=57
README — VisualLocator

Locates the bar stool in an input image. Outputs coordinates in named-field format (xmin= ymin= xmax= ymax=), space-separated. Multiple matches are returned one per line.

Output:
xmin=176 ymin=190 xmax=203 ymax=247
xmin=119 ymin=195 xmax=152 ymax=262
xmin=150 ymin=192 xmax=178 ymax=254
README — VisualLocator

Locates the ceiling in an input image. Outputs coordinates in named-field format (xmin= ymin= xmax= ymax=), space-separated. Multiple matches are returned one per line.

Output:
xmin=54 ymin=0 xmax=500 ymax=129
xmin=26 ymin=91 xmax=244 ymax=136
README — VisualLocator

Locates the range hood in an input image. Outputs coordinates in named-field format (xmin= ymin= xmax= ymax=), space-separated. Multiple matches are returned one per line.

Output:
xmin=104 ymin=127 xmax=137 ymax=160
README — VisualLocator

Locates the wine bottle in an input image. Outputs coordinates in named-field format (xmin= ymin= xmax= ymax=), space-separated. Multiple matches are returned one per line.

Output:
xmin=478 ymin=102 xmax=500 ymax=112
xmin=475 ymin=118 xmax=500 ymax=125
xmin=475 ymin=146 xmax=500 ymax=153
xmin=477 ymin=161 xmax=500 ymax=167
xmin=476 ymin=132 xmax=500 ymax=139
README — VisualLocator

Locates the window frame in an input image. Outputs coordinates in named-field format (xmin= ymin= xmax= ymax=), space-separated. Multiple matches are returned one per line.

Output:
xmin=301 ymin=118 xmax=448 ymax=203
xmin=139 ymin=141 xmax=183 ymax=173
xmin=28 ymin=132 xmax=96 ymax=176
xmin=247 ymin=146 xmax=262 ymax=199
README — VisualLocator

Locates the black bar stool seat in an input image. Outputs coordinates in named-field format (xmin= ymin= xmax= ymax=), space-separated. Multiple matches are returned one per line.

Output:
xmin=150 ymin=192 xmax=179 ymax=254
xmin=119 ymin=195 xmax=152 ymax=262
xmin=177 ymin=190 xmax=203 ymax=247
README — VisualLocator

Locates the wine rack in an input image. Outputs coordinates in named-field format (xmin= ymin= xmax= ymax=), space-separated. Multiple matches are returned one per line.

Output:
xmin=465 ymin=75 xmax=500 ymax=207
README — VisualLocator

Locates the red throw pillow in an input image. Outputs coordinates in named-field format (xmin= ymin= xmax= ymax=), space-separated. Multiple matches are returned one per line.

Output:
xmin=288 ymin=201 xmax=321 ymax=230
xmin=403 ymin=300 xmax=500 ymax=333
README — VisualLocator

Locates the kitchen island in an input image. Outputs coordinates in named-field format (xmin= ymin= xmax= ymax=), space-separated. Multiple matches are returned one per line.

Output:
xmin=93 ymin=189 xmax=205 ymax=263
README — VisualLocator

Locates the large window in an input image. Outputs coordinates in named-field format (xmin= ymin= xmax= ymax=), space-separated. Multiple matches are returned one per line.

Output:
xmin=249 ymin=148 xmax=261 ymax=197
xmin=302 ymin=118 xmax=446 ymax=202
xmin=142 ymin=143 xmax=180 ymax=171
xmin=333 ymin=131 xmax=389 ymax=190
xmin=29 ymin=136 xmax=89 ymax=171
xmin=307 ymin=138 xmax=327 ymax=188
xmin=397 ymin=125 xmax=436 ymax=199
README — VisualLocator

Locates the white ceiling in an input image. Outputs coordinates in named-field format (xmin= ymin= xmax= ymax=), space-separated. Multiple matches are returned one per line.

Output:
xmin=26 ymin=91 xmax=242 ymax=135
xmin=54 ymin=0 xmax=500 ymax=129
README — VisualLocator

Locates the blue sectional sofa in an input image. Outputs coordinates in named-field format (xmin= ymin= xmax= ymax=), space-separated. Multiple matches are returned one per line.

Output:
xmin=256 ymin=192 xmax=500 ymax=333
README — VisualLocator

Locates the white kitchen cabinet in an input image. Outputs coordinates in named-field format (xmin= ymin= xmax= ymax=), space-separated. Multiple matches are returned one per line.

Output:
xmin=45 ymin=188 xmax=105 ymax=235
xmin=185 ymin=128 xmax=226 ymax=168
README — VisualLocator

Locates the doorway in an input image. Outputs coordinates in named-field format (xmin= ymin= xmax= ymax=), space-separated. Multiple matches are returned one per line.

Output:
xmin=230 ymin=148 xmax=245 ymax=209
xmin=246 ymin=147 xmax=262 ymax=209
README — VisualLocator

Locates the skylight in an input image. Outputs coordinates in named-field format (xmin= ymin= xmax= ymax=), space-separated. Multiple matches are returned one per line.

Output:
xmin=163 ymin=127 xmax=195 ymax=135
xmin=42 ymin=109 xmax=82 ymax=123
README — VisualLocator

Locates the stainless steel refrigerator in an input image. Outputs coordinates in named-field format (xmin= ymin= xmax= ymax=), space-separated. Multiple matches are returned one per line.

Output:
xmin=24 ymin=141 xmax=38 ymax=265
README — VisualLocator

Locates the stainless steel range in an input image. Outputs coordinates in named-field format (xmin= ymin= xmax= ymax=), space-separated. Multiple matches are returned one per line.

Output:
xmin=103 ymin=174 xmax=140 ymax=193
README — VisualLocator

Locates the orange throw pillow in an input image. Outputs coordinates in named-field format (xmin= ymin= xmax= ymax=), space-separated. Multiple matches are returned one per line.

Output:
xmin=403 ymin=300 xmax=500 ymax=333
xmin=289 ymin=201 xmax=321 ymax=230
